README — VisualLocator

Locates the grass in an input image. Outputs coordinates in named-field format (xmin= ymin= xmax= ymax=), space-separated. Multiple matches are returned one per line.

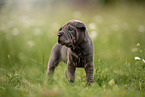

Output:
xmin=0 ymin=3 xmax=145 ymax=97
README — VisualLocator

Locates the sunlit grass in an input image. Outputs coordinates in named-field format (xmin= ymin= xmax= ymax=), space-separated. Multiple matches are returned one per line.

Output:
xmin=0 ymin=4 xmax=145 ymax=97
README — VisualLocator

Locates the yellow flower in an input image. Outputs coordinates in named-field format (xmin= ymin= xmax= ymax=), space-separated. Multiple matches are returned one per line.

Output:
xmin=108 ymin=79 xmax=115 ymax=86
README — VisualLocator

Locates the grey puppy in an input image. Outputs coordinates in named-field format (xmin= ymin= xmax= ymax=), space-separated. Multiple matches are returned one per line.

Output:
xmin=46 ymin=20 xmax=94 ymax=84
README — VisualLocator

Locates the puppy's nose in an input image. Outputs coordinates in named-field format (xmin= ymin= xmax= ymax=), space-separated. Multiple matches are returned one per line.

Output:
xmin=58 ymin=32 xmax=64 ymax=37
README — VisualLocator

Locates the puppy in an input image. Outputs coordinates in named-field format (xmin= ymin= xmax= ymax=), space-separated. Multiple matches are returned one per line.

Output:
xmin=46 ymin=20 xmax=94 ymax=84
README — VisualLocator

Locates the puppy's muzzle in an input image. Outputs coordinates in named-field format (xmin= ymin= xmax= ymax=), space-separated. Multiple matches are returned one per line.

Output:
xmin=58 ymin=32 xmax=64 ymax=37
xmin=57 ymin=31 xmax=72 ymax=47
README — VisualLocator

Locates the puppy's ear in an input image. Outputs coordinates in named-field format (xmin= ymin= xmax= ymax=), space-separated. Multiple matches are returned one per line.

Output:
xmin=75 ymin=22 xmax=86 ymax=31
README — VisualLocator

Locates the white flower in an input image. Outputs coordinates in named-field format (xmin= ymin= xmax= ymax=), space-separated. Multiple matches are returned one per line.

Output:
xmin=8 ymin=21 xmax=15 ymax=28
xmin=138 ymin=25 xmax=145 ymax=33
xmin=8 ymin=54 xmax=10 ymax=58
xmin=142 ymin=59 xmax=145 ymax=63
xmin=20 ymin=15 xmax=34 ymax=28
xmin=131 ymin=48 xmax=138 ymax=52
xmin=137 ymin=43 xmax=140 ymax=47
xmin=12 ymin=28 xmax=19 ymax=36
xmin=88 ymin=23 xmax=96 ymax=30
xmin=94 ymin=15 xmax=103 ymax=23
xmin=33 ymin=28 xmax=41 ymax=36
xmin=90 ymin=31 xmax=98 ymax=40
xmin=135 ymin=57 xmax=141 ymax=60
xmin=0 ymin=25 xmax=8 ymax=32
xmin=112 ymin=24 xmax=119 ymax=31
xmin=26 ymin=41 xmax=35 ymax=47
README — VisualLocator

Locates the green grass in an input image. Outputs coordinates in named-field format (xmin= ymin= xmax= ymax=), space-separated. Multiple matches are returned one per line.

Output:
xmin=0 ymin=4 xmax=145 ymax=97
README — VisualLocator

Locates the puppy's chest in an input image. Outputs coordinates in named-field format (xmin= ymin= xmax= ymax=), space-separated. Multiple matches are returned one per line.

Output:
xmin=73 ymin=54 xmax=86 ymax=67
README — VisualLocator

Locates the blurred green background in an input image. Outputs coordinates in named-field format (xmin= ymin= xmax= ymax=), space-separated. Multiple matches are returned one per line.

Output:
xmin=0 ymin=0 xmax=145 ymax=97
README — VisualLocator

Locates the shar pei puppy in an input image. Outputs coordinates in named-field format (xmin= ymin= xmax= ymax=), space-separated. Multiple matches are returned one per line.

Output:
xmin=46 ymin=20 xmax=94 ymax=84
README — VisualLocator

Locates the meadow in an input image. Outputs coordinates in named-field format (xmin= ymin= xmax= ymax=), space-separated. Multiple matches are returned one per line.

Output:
xmin=0 ymin=3 xmax=145 ymax=97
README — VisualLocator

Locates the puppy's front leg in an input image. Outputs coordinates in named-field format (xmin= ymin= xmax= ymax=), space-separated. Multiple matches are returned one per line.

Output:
xmin=85 ymin=64 xmax=94 ymax=85
xmin=46 ymin=44 xmax=61 ymax=78
xmin=46 ymin=58 xmax=59 ymax=78
xmin=65 ymin=62 xmax=76 ymax=83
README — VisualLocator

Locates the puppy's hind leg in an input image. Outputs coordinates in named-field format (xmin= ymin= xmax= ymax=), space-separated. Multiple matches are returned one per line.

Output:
xmin=46 ymin=44 xmax=61 ymax=78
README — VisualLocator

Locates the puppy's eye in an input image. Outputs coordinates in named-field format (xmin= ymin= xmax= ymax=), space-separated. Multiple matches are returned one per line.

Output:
xmin=68 ymin=26 xmax=73 ymax=31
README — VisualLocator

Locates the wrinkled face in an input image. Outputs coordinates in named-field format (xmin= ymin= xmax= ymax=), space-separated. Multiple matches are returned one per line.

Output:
xmin=57 ymin=21 xmax=86 ymax=48
xmin=58 ymin=24 xmax=76 ymax=47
